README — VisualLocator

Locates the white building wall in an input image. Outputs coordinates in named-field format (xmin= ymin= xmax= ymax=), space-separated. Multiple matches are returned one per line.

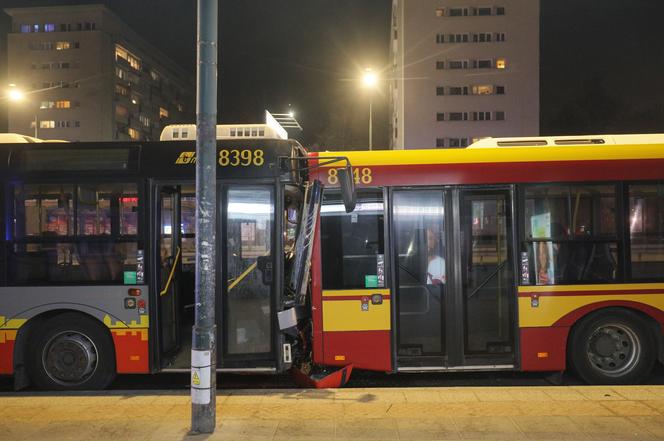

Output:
xmin=391 ymin=0 xmax=539 ymax=149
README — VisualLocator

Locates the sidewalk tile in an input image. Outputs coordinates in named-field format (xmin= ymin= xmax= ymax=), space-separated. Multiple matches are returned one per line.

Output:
xmin=543 ymin=388 xmax=588 ymax=401
xmin=600 ymin=400 xmax=661 ymax=416
xmin=217 ymin=418 xmax=278 ymax=438
xmin=629 ymin=416 xmax=664 ymax=438
xmin=571 ymin=387 xmax=626 ymax=400
xmin=453 ymin=416 xmax=525 ymax=440
xmin=570 ymin=416 xmax=657 ymax=440
xmin=273 ymin=419 xmax=334 ymax=439
xmin=438 ymin=389 xmax=479 ymax=403
xmin=335 ymin=417 xmax=399 ymax=440
xmin=512 ymin=415 xmax=590 ymax=439
xmin=396 ymin=417 xmax=461 ymax=440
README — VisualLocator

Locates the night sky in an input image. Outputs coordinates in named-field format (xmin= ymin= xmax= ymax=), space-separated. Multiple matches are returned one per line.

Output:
xmin=1 ymin=0 xmax=663 ymax=147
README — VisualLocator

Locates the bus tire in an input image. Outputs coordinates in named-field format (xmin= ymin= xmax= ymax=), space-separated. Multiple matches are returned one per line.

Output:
xmin=28 ymin=312 xmax=116 ymax=390
xmin=568 ymin=309 xmax=655 ymax=385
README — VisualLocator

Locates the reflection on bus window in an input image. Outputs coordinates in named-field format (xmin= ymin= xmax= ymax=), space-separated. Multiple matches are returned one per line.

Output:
xmin=321 ymin=189 xmax=384 ymax=290
xmin=15 ymin=184 xmax=74 ymax=237
xmin=629 ymin=183 xmax=664 ymax=279
xmin=524 ymin=184 xmax=618 ymax=285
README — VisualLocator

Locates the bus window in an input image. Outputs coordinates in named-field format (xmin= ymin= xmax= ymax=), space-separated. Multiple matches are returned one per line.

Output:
xmin=9 ymin=183 xmax=140 ymax=284
xmin=320 ymin=189 xmax=384 ymax=290
xmin=225 ymin=186 xmax=274 ymax=355
xmin=523 ymin=184 xmax=618 ymax=285
xmin=628 ymin=183 xmax=664 ymax=280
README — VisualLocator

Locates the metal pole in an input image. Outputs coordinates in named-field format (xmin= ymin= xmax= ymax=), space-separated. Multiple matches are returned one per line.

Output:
xmin=368 ymin=94 xmax=373 ymax=151
xmin=34 ymin=114 xmax=38 ymax=138
xmin=191 ymin=0 xmax=217 ymax=434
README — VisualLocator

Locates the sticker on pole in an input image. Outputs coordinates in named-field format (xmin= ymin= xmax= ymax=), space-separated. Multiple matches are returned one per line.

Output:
xmin=191 ymin=350 xmax=212 ymax=404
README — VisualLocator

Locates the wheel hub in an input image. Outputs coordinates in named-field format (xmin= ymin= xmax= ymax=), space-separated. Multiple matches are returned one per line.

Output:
xmin=43 ymin=332 xmax=98 ymax=385
xmin=586 ymin=324 xmax=640 ymax=377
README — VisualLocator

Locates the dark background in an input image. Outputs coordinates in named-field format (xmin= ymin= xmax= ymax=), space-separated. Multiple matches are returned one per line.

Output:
xmin=1 ymin=0 xmax=663 ymax=148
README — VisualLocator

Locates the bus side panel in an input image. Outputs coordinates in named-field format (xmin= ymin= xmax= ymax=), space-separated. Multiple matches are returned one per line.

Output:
xmin=311 ymin=217 xmax=324 ymax=365
xmin=321 ymin=330 xmax=391 ymax=370
xmin=0 ymin=286 xmax=151 ymax=375
xmin=518 ymin=284 xmax=664 ymax=372
xmin=0 ymin=330 xmax=17 ymax=374
xmin=519 ymin=327 xmax=568 ymax=371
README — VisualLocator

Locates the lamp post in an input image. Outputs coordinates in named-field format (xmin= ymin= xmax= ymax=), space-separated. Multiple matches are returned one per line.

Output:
xmin=361 ymin=69 xmax=378 ymax=150
xmin=7 ymin=85 xmax=38 ymax=138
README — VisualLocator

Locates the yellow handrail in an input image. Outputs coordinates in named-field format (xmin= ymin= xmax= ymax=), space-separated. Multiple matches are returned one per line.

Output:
xmin=159 ymin=246 xmax=181 ymax=296
xmin=227 ymin=261 xmax=258 ymax=292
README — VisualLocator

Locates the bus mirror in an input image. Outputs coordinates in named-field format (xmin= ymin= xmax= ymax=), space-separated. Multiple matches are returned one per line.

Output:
xmin=337 ymin=166 xmax=356 ymax=213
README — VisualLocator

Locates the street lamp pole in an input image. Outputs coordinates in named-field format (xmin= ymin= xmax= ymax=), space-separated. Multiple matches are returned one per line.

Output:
xmin=34 ymin=114 xmax=38 ymax=138
xmin=368 ymin=94 xmax=373 ymax=151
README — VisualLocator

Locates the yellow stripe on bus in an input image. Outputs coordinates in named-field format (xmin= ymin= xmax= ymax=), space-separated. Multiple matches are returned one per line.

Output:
xmin=322 ymin=288 xmax=391 ymax=297
xmin=322 ymin=299 xmax=391 ymax=332
xmin=318 ymin=144 xmax=664 ymax=167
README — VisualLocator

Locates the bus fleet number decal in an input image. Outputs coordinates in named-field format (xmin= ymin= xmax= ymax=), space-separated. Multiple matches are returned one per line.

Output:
xmin=218 ymin=149 xmax=265 ymax=167
xmin=327 ymin=167 xmax=372 ymax=185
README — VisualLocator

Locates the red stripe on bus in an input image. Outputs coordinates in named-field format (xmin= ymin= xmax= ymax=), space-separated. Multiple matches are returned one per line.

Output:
xmin=0 ymin=339 xmax=15 ymax=374
xmin=518 ymin=289 xmax=664 ymax=297
xmin=347 ymin=159 xmax=664 ymax=187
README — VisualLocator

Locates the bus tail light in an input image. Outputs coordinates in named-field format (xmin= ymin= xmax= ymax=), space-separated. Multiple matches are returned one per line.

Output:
xmin=128 ymin=288 xmax=142 ymax=296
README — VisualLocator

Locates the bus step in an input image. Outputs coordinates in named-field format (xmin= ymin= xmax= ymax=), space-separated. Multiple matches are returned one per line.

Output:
xmin=291 ymin=364 xmax=353 ymax=388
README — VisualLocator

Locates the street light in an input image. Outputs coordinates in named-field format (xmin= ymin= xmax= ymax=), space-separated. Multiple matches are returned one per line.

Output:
xmin=7 ymin=85 xmax=38 ymax=138
xmin=361 ymin=68 xmax=378 ymax=150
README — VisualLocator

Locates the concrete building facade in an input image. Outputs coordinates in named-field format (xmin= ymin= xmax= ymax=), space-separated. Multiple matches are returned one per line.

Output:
xmin=5 ymin=4 xmax=194 ymax=142
xmin=390 ymin=0 xmax=539 ymax=149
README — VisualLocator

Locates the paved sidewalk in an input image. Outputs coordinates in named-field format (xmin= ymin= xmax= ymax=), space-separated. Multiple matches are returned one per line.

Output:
xmin=2 ymin=386 xmax=664 ymax=440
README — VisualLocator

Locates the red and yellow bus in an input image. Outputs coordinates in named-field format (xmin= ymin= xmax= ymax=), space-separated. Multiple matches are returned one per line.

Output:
xmin=309 ymin=134 xmax=664 ymax=384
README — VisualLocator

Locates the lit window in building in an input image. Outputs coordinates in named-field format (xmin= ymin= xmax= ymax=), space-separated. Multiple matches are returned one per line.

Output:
xmin=139 ymin=115 xmax=151 ymax=127
xmin=56 ymin=100 xmax=71 ymax=109
xmin=115 ymin=84 xmax=129 ymax=96
xmin=435 ymin=8 xmax=444 ymax=17
xmin=55 ymin=41 xmax=71 ymax=50
xmin=20 ymin=24 xmax=30 ymax=33
xmin=159 ymin=107 xmax=169 ymax=118
xmin=32 ymin=24 xmax=40 ymax=33
xmin=472 ymin=85 xmax=494 ymax=95
xmin=496 ymin=58 xmax=507 ymax=69
xmin=40 ymin=120 xmax=55 ymax=129
xmin=128 ymin=127 xmax=140 ymax=140
xmin=115 ymin=45 xmax=142 ymax=70
xmin=45 ymin=24 xmax=56 ymax=32
xmin=40 ymin=101 xmax=55 ymax=109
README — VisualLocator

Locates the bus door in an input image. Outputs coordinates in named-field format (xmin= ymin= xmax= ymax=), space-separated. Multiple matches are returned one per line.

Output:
xmin=220 ymin=185 xmax=275 ymax=367
xmin=457 ymin=188 xmax=515 ymax=366
xmin=393 ymin=189 xmax=448 ymax=367
xmin=393 ymin=187 xmax=515 ymax=369
xmin=157 ymin=185 xmax=182 ymax=357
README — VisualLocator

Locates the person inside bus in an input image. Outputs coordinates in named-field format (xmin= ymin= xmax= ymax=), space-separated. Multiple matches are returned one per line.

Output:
xmin=426 ymin=227 xmax=446 ymax=285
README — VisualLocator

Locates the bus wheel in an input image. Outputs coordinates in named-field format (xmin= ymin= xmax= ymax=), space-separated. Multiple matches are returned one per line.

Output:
xmin=569 ymin=310 xmax=655 ymax=385
xmin=28 ymin=313 xmax=116 ymax=390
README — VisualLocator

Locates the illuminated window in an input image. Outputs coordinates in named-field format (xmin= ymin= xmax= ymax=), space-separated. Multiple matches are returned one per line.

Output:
xmin=115 ymin=84 xmax=129 ymax=96
xmin=20 ymin=24 xmax=30 ymax=33
xmin=56 ymin=100 xmax=71 ymax=109
xmin=472 ymin=85 xmax=493 ymax=95
xmin=45 ymin=24 xmax=56 ymax=32
xmin=33 ymin=24 xmax=40 ymax=33
xmin=55 ymin=41 xmax=71 ymax=50
xmin=40 ymin=120 xmax=55 ymax=129
xmin=115 ymin=45 xmax=142 ymax=70
xmin=159 ymin=107 xmax=169 ymax=118
xmin=139 ymin=115 xmax=151 ymax=127
xmin=435 ymin=8 xmax=444 ymax=17
xmin=40 ymin=101 xmax=55 ymax=109
xmin=127 ymin=127 xmax=140 ymax=140
xmin=496 ymin=58 xmax=506 ymax=69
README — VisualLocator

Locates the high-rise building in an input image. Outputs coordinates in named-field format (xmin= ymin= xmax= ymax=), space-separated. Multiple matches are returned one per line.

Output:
xmin=5 ymin=4 xmax=194 ymax=141
xmin=390 ymin=0 xmax=539 ymax=149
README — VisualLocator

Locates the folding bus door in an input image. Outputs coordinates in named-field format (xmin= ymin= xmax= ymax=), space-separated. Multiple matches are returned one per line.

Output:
xmin=220 ymin=185 xmax=275 ymax=367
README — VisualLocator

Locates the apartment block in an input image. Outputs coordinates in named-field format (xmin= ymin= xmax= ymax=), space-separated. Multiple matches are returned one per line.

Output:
xmin=390 ymin=0 xmax=539 ymax=149
xmin=5 ymin=4 xmax=194 ymax=141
